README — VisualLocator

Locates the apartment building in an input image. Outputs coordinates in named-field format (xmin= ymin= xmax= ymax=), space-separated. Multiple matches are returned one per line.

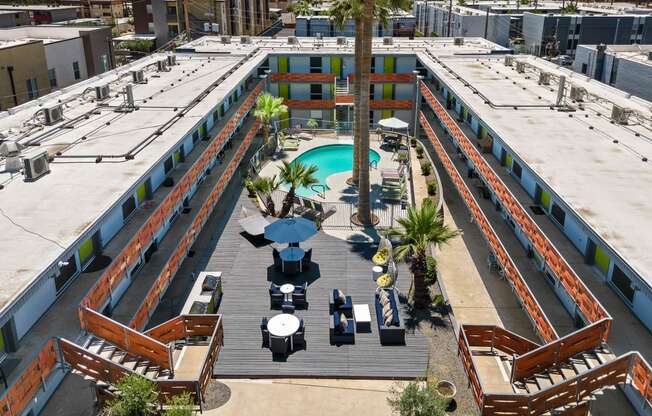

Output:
xmin=573 ymin=43 xmax=652 ymax=101
xmin=0 ymin=4 xmax=79 ymax=24
xmin=522 ymin=12 xmax=652 ymax=56
xmin=295 ymin=13 xmax=415 ymax=37
xmin=0 ymin=10 xmax=29 ymax=27
xmin=56 ymin=0 xmax=126 ymax=22
xmin=0 ymin=26 xmax=114 ymax=110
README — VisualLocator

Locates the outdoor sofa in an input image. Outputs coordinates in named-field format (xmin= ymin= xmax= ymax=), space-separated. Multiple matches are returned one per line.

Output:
xmin=374 ymin=289 xmax=405 ymax=345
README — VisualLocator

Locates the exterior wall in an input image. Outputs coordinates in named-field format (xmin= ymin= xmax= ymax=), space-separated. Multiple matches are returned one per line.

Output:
xmin=295 ymin=16 xmax=415 ymax=37
xmin=12 ymin=278 xmax=57 ymax=340
xmin=0 ymin=41 xmax=49 ymax=110
xmin=78 ymin=27 xmax=114 ymax=76
xmin=44 ymin=37 xmax=88 ymax=89
xmin=613 ymin=57 xmax=652 ymax=102
xmin=0 ymin=12 xmax=29 ymax=28
xmin=133 ymin=0 xmax=152 ymax=34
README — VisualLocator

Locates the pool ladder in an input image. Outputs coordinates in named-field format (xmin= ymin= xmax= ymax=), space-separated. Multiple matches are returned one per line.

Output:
xmin=311 ymin=184 xmax=326 ymax=199
xmin=369 ymin=160 xmax=378 ymax=169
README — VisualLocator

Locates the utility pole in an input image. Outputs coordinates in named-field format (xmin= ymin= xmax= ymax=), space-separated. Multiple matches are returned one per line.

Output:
xmin=483 ymin=7 xmax=489 ymax=39
xmin=183 ymin=0 xmax=190 ymax=36
xmin=447 ymin=0 xmax=452 ymax=37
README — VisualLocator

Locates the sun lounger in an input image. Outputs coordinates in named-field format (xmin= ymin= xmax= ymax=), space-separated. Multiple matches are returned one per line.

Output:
xmin=282 ymin=138 xmax=300 ymax=151
xmin=238 ymin=207 xmax=269 ymax=235
xmin=381 ymin=164 xmax=406 ymax=179
xmin=296 ymin=132 xmax=313 ymax=140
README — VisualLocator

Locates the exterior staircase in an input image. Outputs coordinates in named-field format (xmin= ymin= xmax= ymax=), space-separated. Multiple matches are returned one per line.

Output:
xmin=335 ymin=79 xmax=349 ymax=96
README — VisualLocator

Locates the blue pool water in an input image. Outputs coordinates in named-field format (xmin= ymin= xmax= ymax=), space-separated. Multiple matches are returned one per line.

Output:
xmin=284 ymin=144 xmax=381 ymax=197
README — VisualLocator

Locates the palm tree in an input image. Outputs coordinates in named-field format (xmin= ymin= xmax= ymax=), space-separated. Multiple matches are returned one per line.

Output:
xmin=290 ymin=0 xmax=313 ymax=16
xmin=389 ymin=199 xmax=460 ymax=308
xmin=254 ymin=93 xmax=288 ymax=151
xmin=253 ymin=175 xmax=280 ymax=216
xmin=277 ymin=160 xmax=319 ymax=217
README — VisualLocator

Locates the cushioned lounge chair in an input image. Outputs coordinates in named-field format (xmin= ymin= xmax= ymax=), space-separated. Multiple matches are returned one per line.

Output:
xmin=329 ymin=311 xmax=355 ymax=345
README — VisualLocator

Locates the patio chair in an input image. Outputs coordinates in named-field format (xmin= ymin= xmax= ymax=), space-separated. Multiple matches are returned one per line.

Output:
xmin=301 ymin=248 xmax=313 ymax=270
xmin=293 ymin=282 xmax=307 ymax=294
xmin=261 ymin=317 xmax=269 ymax=347
xmin=381 ymin=163 xmax=406 ymax=180
xmin=270 ymin=287 xmax=284 ymax=308
xmin=272 ymin=248 xmax=282 ymax=270
xmin=292 ymin=320 xmax=305 ymax=350
xmin=270 ymin=335 xmax=289 ymax=355
xmin=329 ymin=289 xmax=353 ymax=316
xmin=282 ymin=138 xmax=300 ymax=151
xmin=293 ymin=292 xmax=307 ymax=309
xmin=282 ymin=302 xmax=296 ymax=314
xmin=283 ymin=260 xmax=299 ymax=275
xmin=329 ymin=311 xmax=355 ymax=345
xmin=293 ymin=196 xmax=309 ymax=216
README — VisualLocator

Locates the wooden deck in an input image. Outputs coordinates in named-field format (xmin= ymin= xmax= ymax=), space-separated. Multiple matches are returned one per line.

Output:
xmin=204 ymin=191 xmax=429 ymax=378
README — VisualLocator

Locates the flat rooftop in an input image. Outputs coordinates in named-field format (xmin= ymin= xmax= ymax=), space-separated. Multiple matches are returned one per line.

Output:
xmin=416 ymin=50 xmax=652 ymax=289
xmin=0 ymin=49 xmax=266 ymax=315
xmin=0 ymin=25 xmax=110 ymax=43
xmin=582 ymin=44 xmax=652 ymax=67
xmin=0 ymin=4 xmax=79 ymax=11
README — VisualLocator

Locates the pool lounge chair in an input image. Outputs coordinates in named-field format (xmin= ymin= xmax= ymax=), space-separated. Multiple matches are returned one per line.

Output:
xmin=302 ymin=201 xmax=337 ymax=222
xmin=238 ymin=207 xmax=270 ymax=236
xmin=282 ymin=138 xmax=300 ymax=151
xmin=381 ymin=164 xmax=406 ymax=180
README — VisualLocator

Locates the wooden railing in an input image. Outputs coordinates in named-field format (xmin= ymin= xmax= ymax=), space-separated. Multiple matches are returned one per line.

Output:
xmin=129 ymin=119 xmax=260 ymax=331
xmin=145 ymin=315 xmax=222 ymax=344
xmin=511 ymin=319 xmax=611 ymax=382
xmin=0 ymin=340 xmax=58 ymax=416
xmin=419 ymin=80 xmax=611 ymax=338
xmin=462 ymin=325 xmax=540 ymax=357
xmin=458 ymin=328 xmax=484 ymax=408
xmin=198 ymin=316 xmax=224 ymax=396
xmin=420 ymin=112 xmax=558 ymax=343
xmin=81 ymin=81 xmax=264 ymax=314
xmin=79 ymin=307 xmax=172 ymax=371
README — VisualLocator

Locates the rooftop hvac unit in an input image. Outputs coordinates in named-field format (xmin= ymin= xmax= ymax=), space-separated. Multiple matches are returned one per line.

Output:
xmin=515 ymin=61 xmax=526 ymax=73
xmin=241 ymin=36 xmax=251 ymax=44
xmin=569 ymin=85 xmax=586 ymax=101
xmin=220 ymin=35 xmax=231 ymax=44
xmin=211 ymin=23 xmax=219 ymax=33
xmin=23 ymin=151 xmax=50 ymax=181
xmin=131 ymin=69 xmax=146 ymax=84
xmin=454 ymin=37 xmax=464 ymax=46
xmin=336 ymin=37 xmax=347 ymax=45
xmin=611 ymin=104 xmax=632 ymax=125
xmin=157 ymin=59 xmax=169 ymax=72
xmin=203 ymin=22 xmax=211 ymax=32
xmin=44 ymin=105 xmax=63 ymax=125
xmin=504 ymin=55 xmax=514 ymax=66
xmin=383 ymin=37 xmax=393 ymax=45
xmin=538 ymin=71 xmax=551 ymax=85
xmin=95 ymin=84 xmax=110 ymax=101
xmin=167 ymin=55 xmax=176 ymax=66
xmin=287 ymin=36 xmax=298 ymax=45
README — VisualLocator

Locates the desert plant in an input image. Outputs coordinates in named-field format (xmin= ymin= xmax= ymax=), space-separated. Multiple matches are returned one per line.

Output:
xmin=253 ymin=174 xmax=280 ymax=216
xmin=106 ymin=374 xmax=158 ymax=416
xmin=415 ymin=145 xmax=424 ymax=159
xmin=427 ymin=180 xmax=437 ymax=196
xmin=387 ymin=379 xmax=448 ymax=416
xmin=420 ymin=161 xmax=432 ymax=176
xmin=163 ymin=393 xmax=195 ymax=416
xmin=278 ymin=160 xmax=319 ymax=217
xmin=388 ymin=199 xmax=460 ymax=308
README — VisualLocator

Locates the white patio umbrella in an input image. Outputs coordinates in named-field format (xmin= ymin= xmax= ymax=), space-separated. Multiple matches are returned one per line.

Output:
xmin=378 ymin=117 xmax=409 ymax=131
xmin=264 ymin=217 xmax=318 ymax=244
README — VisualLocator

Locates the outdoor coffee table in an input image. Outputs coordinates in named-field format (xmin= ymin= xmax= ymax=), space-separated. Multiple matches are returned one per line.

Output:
xmin=353 ymin=304 xmax=372 ymax=332
xmin=280 ymin=283 xmax=295 ymax=302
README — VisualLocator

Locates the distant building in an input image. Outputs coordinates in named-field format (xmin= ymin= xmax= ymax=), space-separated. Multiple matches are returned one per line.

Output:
xmin=295 ymin=13 xmax=415 ymax=37
xmin=0 ymin=5 xmax=80 ymax=25
xmin=573 ymin=43 xmax=652 ymax=101
xmin=522 ymin=12 xmax=652 ymax=56
xmin=0 ymin=26 xmax=114 ymax=110
xmin=0 ymin=10 xmax=29 ymax=28
xmin=56 ymin=0 xmax=126 ymax=22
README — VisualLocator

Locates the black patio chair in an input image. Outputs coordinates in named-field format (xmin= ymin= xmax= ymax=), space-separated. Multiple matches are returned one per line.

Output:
xmin=270 ymin=335 xmax=289 ymax=355
xmin=282 ymin=303 xmax=296 ymax=314
xmin=293 ymin=292 xmax=307 ymax=309
xmin=302 ymin=248 xmax=313 ymax=270
xmin=283 ymin=260 xmax=299 ymax=275
xmin=292 ymin=321 xmax=305 ymax=350
xmin=260 ymin=317 xmax=269 ymax=347
xmin=272 ymin=248 xmax=282 ymax=270
xmin=270 ymin=291 xmax=284 ymax=309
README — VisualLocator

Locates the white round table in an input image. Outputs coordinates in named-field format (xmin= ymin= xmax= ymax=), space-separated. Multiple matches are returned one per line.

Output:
xmin=372 ymin=265 xmax=384 ymax=281
xmin=280 ymin=283 xmax=295 ymax=301
xmin=267 ymin=314 xmax=301 ymax=337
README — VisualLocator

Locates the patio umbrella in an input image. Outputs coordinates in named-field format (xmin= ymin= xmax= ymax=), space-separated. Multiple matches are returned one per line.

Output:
xmin=264 ymin=218 xmax=318 ymax=244
xmin=378 ymin=117 xmax=409 ymax=131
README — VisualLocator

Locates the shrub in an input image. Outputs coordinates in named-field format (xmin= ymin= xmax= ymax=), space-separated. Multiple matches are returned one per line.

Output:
xmin=387 ymin=380 xmax=448 ymax=416
xmin=107 ymin=374 xmax=158 ymax=416
xmin=420 ymin=161 xmax=432 ymax=176
xmin=410 ymin=137 xmax=417 ymax=147
xmin=427 ymin=180 xmax=437 ymax=196
xmin=164 ymin=393 xmax=195 ymax=416
xmin=416 ymin=145 xmax=424 ymax=159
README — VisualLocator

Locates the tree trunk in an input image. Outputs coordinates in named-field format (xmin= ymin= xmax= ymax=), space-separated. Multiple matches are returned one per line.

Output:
xmin=411 ymin=254 xmax=428 ymax=308
xmin=356 ymin=0 xmax=374 ymax=225
xmin=351 ymin=16 xmax=363 ymax=184
xmin=279 ymin=188 xmax=295 ymax=218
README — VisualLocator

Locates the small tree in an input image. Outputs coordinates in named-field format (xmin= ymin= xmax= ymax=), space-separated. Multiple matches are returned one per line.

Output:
xmin=278 ymin=160 xmax=319 ymax=217
xmin=307 ymin=118 xmax=319 ymax=138
xmin=387 ymin=380 xmax=448 ymax=416
xmin=253 ymin=174 xmax=280 ymax=216
xmin=164 ymin=393 xmax=195 ymax=416
xmin=254 ymin=93 xmax=288 ymax=151
xmin=106 ymin=374 xmax=158 ymax=416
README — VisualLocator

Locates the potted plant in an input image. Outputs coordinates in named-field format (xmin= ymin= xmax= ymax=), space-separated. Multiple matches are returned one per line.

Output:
xmin=435 ymin=380 xmax=457 ymax=403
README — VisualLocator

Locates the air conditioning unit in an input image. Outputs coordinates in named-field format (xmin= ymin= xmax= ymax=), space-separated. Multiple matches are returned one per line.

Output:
xmin=157 ymin=59 xmax=169 ymax=72
xmin=515 ymin=61 xmax=526 ymax=73
xmin=336 ymin=37 xmax=347 ymax=45
xmin=166 ymin=55 xmax=176 ymax=66
xmin=569 ymin=85 xmax=586 ymax=101
xmin=538 ymin=71 xmax=551 ymax=85
xmin=220 ymin=35 xmax=231 ymax=44
xmin=131 ymin=69 xmax=146 ymax=84
xmin=383 ymin=37 xmax=393 ymax=45
xmin=504 ymin=55 xmax=514 ymax=66
xmin=23 ymin=151 xmax=50 ymax=181
xmin=454 ymin=37 xmax=464 ymax=46
xmin=611 ymin=104 xmax=632 ymax=125
xmin=287 ymin=36 xmax=298 ymax=45
xmin=44 ymin=105 xmax=63 ymax=125
xmin=95 ymin=84 xmax=110 ymax=101
xmin=240 ymin=36 xmax=251 ymax=44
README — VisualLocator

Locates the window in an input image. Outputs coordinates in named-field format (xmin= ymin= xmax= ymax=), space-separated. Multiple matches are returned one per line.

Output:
xmin=512 ymin=161 xmax=522 ymax=179
xmin=122 ymin=196 xmax=136 ymax=220
xmin=100 ymin=55 xmax=109 ymax=72
xmin=611 ymin=265 xmax=635 ymax=303
xmin=55 ymin=254 xmax=78 ymax=292
xmin=25 ymin=78 xmax=38 ymax=100
xmin=72 ymin=61 xmax=81 ymax=80
xmin=369 ymin=84 xmax=375 ymax=100
xmin=309 ymin=110 xmax=322 ymax=121
xmin=310 ymin=84 xmax=322 ymax=100
xmin=164 ymin=156 xmax=173 ymax=174
xmin=48 ymin=68 xmax=57 ymax=88
xmin=212 ymin=109 xmax=219 ymax=123
xmin=581 ymin=63 xmax=587 ymax=74
xmin=551 ymin=202 xmax=565 ymax=226
xmin=370 ymin=57 xmax=376 ymax=74
xmin=192 ymin=130 xmax=199 ymax=143
xmin=310 ymin=56 xmax=322 ymax=73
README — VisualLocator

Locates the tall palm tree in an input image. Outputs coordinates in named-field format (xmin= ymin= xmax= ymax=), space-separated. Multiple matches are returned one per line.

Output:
xmin=278 ymin=160 xmax=319 ymax=217
xmin=254 ymin=93 xmax=288 ymax=150
xmin=389 ymin=199 xmax=461 ymax=308
xmin=290 ymin=0 xmax=313 ymax=17
xmin=253 ymin=175 xmax=280 ymax=216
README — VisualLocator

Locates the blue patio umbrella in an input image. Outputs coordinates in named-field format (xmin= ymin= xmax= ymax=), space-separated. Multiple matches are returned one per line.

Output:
xmin=264 ymin=218 xmax=317 ymax=244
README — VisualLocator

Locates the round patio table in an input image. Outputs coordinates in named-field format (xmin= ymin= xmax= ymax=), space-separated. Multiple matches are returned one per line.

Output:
xmin=280 ymin=283 xmax=295 ymax=301
xmin=280 ymin=247 xmax=305 ymax=273
xmin=267 ymin=314 xmax=301 ymax=337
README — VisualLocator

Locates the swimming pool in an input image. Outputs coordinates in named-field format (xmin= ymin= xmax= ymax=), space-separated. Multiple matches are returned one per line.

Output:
xmin=284 ymin=144 xmax=381 ymax=197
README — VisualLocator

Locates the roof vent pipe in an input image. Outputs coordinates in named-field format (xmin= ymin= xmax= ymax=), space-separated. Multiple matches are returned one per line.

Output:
xmin=556 ymin=75 xmax=566 ymax=106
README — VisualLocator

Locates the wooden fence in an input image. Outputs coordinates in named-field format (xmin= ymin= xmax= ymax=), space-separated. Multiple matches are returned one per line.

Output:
xmin=420 ymin=113 xmax=557 ymax=343
xmin=419 ymin=81 xmax=611 ymax=338
xmin=462 ymin=325 xmax=540 ymax=357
